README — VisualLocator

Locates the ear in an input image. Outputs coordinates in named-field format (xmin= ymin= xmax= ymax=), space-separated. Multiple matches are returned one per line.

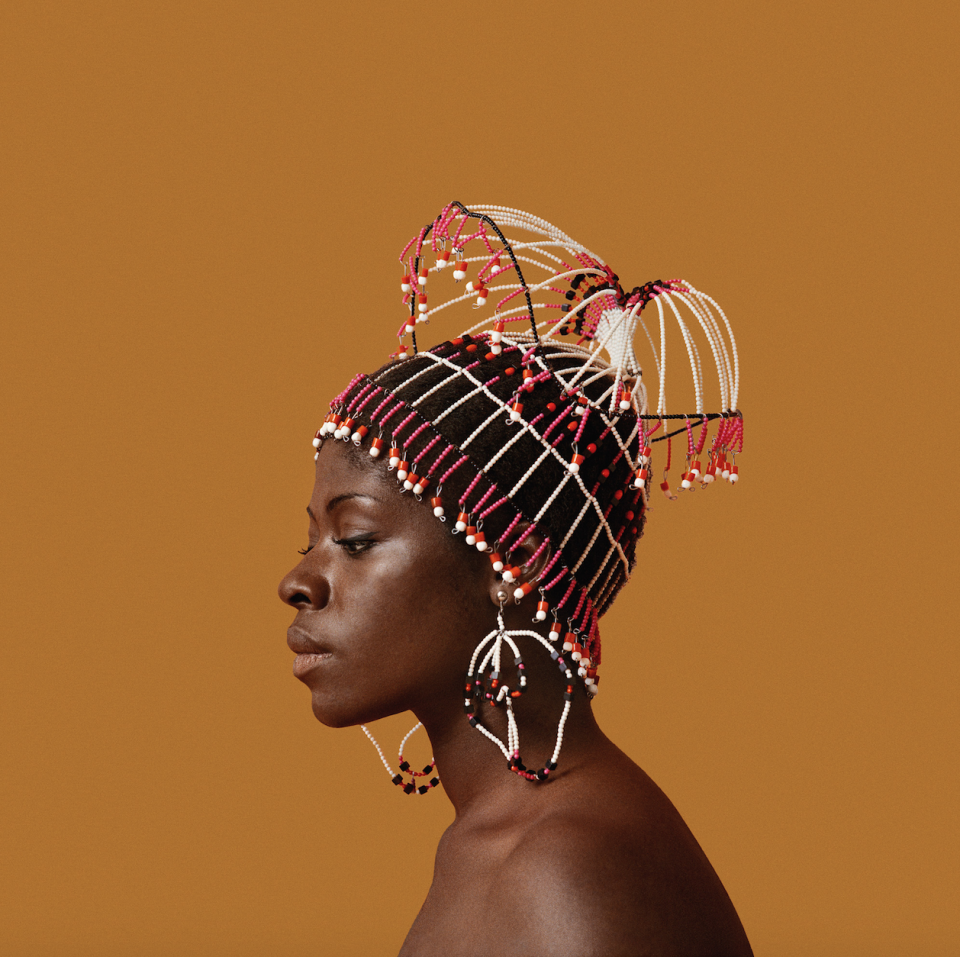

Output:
xmin=486 ymin=523 xmax=551 ymax=608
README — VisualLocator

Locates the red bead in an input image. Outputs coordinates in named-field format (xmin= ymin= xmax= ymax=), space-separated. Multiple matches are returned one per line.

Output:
xmin=587 ymin=443 xmax=597 ymax=454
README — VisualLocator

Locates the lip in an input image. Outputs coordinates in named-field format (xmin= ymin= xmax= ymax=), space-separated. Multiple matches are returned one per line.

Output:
xmin=293 ymin=652 xmax=332 ymax=679
xmin=287 ymin=626 xmax=330 ymax=655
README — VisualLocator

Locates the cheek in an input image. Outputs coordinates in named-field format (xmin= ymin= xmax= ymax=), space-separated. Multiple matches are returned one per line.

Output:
xmin=343 ymin=544 xmax=488 ymax=680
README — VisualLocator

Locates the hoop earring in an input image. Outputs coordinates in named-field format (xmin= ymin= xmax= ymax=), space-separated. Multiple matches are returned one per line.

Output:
xmin=361 ymin=722 xmax=440 ymax=796
xmin=464 ymin=599 xmax=575 ymax=782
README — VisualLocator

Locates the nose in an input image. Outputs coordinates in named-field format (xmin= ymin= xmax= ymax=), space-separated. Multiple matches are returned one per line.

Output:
xmin=278 ymin=561 xmax=330 ymax=611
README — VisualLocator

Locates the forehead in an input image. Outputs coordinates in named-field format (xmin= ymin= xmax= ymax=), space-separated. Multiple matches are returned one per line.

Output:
xmin=312 ymin=438 xmax=395 ymax=496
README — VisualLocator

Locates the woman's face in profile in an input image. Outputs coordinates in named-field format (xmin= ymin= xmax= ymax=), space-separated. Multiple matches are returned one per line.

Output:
xmin=278 ymin=441 xmax=491 ymax=728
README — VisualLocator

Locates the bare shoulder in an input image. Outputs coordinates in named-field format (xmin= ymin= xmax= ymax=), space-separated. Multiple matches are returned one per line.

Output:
xmin=489 ymin=768 xmax=753 ymax=956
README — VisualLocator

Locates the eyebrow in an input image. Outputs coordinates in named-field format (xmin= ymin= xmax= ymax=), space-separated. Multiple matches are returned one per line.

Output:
xmin=307 ymin=494 xmax=381 ymax=520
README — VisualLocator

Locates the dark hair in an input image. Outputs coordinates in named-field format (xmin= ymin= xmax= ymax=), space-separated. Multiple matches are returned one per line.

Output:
xmin=329 ymin=334 xmax=647 ymax=648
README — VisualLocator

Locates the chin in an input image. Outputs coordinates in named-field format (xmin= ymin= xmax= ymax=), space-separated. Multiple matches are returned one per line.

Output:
xmin=309 ymin=691 xmax=397 ymax=729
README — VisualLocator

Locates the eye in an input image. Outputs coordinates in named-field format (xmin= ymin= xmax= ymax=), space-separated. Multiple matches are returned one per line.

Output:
xmin=333 ymin=536 xmax=376 ymax=556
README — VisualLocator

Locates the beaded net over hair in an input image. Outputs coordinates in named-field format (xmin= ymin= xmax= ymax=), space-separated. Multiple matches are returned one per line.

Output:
xmin=312 ymin=202 xmax=742 ymax=789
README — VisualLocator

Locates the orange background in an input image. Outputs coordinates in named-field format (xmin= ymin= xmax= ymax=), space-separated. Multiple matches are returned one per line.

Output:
xmin=2 ymin=2 xmax=957 ymax=955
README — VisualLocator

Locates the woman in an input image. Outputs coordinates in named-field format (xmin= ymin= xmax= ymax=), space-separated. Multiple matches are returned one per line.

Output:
xmin=279 ymin=203 xmax=752 ymax=955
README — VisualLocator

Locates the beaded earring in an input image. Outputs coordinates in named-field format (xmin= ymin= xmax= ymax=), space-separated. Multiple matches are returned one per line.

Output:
xmin=361 ymin=722 xmax=440 ymax=796
xmin=463 ymin=595 xmax=575 ymax=782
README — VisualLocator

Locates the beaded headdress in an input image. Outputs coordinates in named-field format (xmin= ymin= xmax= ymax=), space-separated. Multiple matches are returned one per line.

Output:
xmin=312 ymin=202 xmax=742 ymax=792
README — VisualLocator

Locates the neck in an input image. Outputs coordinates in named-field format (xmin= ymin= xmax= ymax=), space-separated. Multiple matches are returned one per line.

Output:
xmin=415 ymin=687 xmax=608 ymax=818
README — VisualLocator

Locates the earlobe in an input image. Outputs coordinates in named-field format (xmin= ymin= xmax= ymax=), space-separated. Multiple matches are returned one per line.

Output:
xmin=486 ymin=524 xmax=551 ymax=608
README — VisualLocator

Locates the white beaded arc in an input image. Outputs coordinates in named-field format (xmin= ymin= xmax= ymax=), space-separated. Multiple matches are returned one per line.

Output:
xmin=313 ymin=201 xmax=744 ymax=794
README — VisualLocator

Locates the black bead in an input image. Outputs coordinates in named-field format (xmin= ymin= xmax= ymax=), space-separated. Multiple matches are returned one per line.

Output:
xmin=417 ymin=785 xmax=429 ymax=795
xmin=403 ymin=783 xmax=415 ymax=794
xmin=430 ymin=777 xmax=440 ymax=787
xmin=547 ymin=760 xmax=558 ymax=770
xmin=563 ymin=692 xmax=573 ymax=701
xmin=391 ymin=774 xmax=403 ymax=785
xmin=399 ymin=760 xmax=410 ymax=772
xmin=536 ymin=769 xmax=548 ymax=781
xmin=422 ymin=765 xmax=433 ymax=775
xmin=468 ymin=717 xmax=478 ymax=727
xmin=564 ymin=290 xmax=576 ymax=300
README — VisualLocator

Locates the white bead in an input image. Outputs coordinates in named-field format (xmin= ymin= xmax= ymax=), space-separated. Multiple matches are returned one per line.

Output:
xmin=681 ymin=478 xmax=692 ymax=489
xmin=619 ymin=399 xmax=630 ymax=411
xmin=567 ymin=462 xmax=580 ymax=474
xmin=729 ymin=472 xmax=739 ymax=484
xmin=351 ymin=432 xmax=363 ymax=443
xmin=490 ymin=264 xmax=501 ymax=274
xmin=436 ymin=259 xmax=447 ymax=269
xmin=490 ymin=331 xmax=502 ymax=343
xmin=405 ymin=323 xmax=415 ymax=334
xmin=465 ymin=532 xmax=476 ymax=545
xmin=433 ymin=506 xmax=444 ymax=517
xmin=690 ymin=468 xmax=701 ymax=479
xmin=571 ymin=650 xmax=582 ymax=662
xmin=453 ymin=269 xmax=466 ymax=280
xmin=476 ymin=540 xmax=488 ymax=552
xmin=397 ymin=467 xmax=408 ymax=481
xmin=536 ymin=610 xmax=547 ymax=621
xmin=702 ymin=472 xmax=714 ymax=483
xmin=490 ymin=343 xmax=502 ymax=354
xmin=578 ymin=667 xmax=586 ymax=677
xmin=312 ymin=437 xmax=322 ymax=448
xmin=413 ymin=482 xmax=425 ymax=495
xmin=389 ymin=455 xmax=400 ymax=467
xmin=513 ymin=587 xmax=525 ymax=601
xmin=640 ymin=453 xmax=650 ymax=465
xmin=502 ymin=569 xmax=515 ymax=583
xmin=492 ymin=558 xmax=504 ymax=572
xmin=466 ymin=280 xmax=475 ymax=292
xmin=403 ymin=479 xmax=414 ymax=490
xmin=563 ymin=639 xmax=573 ymax=652
xmin=510 ymin=411 xmax=522 ymax=422
xmin=314 ymin=451 xmax=319 ymax=460
xmin=418 ymin=303 xmax=428 ymax=313
xmin=418 ymin=275 xmax=427 ymax=286
xmin=586 ymin=684 xmax=598 ymax=697
xmin=476 ymin=295 xmax=486 ymax=306
xmin=455 ymin=520 xmax=467 ymax=531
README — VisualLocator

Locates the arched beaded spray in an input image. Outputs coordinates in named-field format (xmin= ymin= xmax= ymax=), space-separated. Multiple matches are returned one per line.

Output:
xmin=312 ymin=202 xmax=744 ymax=793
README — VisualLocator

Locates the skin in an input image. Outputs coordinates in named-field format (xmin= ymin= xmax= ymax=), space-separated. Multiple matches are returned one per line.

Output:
xmin=279 ymin=441 xmax=753 ymax=957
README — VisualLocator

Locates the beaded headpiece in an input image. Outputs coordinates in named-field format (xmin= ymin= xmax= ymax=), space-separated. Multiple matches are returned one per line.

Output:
xmin=312 ymin=202 xmax=742 ymax=792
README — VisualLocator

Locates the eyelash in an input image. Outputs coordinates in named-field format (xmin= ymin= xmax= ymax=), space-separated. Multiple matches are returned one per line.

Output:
xmin=298 ymin=538 xmax=375 ymax=557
